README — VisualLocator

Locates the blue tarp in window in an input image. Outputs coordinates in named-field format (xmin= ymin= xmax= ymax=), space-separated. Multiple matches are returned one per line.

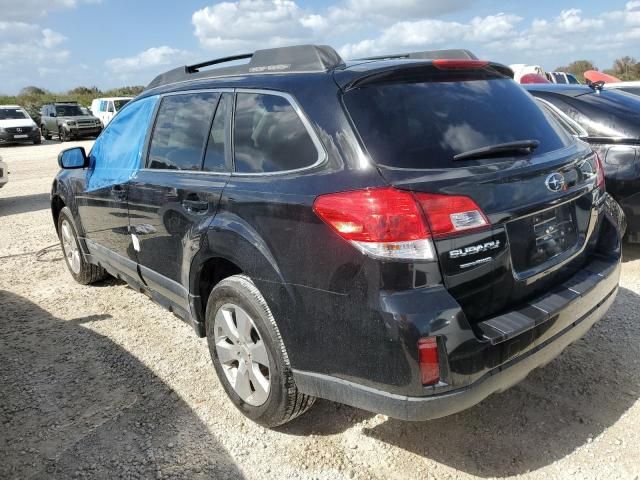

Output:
xmin=87 ymin=95 xmax=158 ymax=191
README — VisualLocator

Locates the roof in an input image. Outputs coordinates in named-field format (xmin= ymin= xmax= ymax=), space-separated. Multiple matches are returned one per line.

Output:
xmin=0 ymin=105 xmax=24 ymax=109
xmin=607 ymin=80 xmax=640 ymax=88
xmin=144 ymin=44 xmax=483 ymax=92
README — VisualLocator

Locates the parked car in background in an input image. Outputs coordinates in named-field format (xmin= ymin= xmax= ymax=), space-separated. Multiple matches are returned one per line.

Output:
xmin=0 ymin=105 xmax=41 ymax=145
xmin=605 ymin=80 xmax=640 ymax=97
xmin=0 ymin=156 xmax=7 ymax=188
xmin=90 ymin=97 xmax=132 ymax=125
xmin=40 ymin=102 xmax=103 ymax=142
xmin=51 ymin=44 xmax=622 ymax=427
xmin=545 ymin=71 xmax=581 ymax=84
xmin=526 ymin=83 xmax=640 ymax=242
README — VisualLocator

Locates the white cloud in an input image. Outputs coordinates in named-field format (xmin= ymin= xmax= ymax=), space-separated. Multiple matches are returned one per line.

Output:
xmin=191 ymin=0 xmax=476 ymax=51
xmin=105 ymin=46 xmax=192 ymax=74
xmin=339 ymin=13 xmax=522 ymax=58
xmin=0 ymin=22 xmax=69 ymax=67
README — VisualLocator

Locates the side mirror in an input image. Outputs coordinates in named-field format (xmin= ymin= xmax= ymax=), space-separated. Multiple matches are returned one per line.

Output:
xmin=50 ymin=112 xmax=56 ymax=117
xmin=58 ymin=147 xmax=89 ymax=169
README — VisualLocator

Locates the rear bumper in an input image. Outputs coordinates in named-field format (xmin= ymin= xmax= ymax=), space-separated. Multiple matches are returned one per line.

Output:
xmin=293 ymin=255 xmax=620 ymax=421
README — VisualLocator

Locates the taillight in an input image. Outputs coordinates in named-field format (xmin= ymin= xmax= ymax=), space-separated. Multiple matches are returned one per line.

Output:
xmin=313 ymin=188 xmax=490 ymax=259
xmin=415 ymin=193 xmax=489 ymax=238
xmin=432 ymin=59 xmax=489 ymax=70
xmin=418 ymin=337 xmax=440 ymax=385
xmin=594 ymin=151 xmax=605 ymax=189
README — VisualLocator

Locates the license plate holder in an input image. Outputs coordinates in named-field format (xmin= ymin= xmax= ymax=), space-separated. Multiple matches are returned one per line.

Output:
xmin=13 ymin=134 xmax=28 ymax=139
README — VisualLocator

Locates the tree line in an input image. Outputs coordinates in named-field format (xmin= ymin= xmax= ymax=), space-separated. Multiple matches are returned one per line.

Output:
xmin=555 ymin=56 xmax=640 ymax=83
xmin=0 ymin=85 xmax=145 ymax=123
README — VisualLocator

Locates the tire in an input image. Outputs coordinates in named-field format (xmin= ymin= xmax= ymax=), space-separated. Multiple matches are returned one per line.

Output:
xmin=33 ymin=136 xmax=41 ymax=145
xmin=58 ymin=127 xmax=68 ymax=142
xmin=57 ymin=207 xmax=107 ymax=285
xmin=205 ymin=274 xmax=315 ymax=427
xmin=41 ymin=125 xmax=51 ymax=140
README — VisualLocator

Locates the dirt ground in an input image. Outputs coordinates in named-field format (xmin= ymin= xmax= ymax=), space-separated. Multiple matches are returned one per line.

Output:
xmin=1 ymin=140 xmax=639 ymax=480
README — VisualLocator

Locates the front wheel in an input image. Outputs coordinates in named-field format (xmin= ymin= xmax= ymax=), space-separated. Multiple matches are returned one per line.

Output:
xmin=58 ymin=127 xmax=69 ymax=142
xmin=205 ymin=275 xmax=315 ymax=427
xmin=58 ymin=207 xmax=107 ymax=284
xmin=41 ymin=125 xmax=51 ymax=140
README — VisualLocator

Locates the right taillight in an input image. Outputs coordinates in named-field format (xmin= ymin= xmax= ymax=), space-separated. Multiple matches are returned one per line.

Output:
xmin=594 ymin=151 xmax=606 ymax=189
xmin=313 ymin=187 xmax=489 ymax=260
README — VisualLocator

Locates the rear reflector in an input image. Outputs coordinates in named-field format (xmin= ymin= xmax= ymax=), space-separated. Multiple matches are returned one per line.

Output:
xmin=418 ymin=337 xmax=440 ymax=385
xmin=313 ymin=188 xmax=489 ymax=259
xmin=432 ymin=59 xmax=489 ymax=70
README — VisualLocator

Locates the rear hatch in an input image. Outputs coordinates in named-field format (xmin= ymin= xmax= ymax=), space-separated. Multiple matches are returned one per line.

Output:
xmin=340 ymin=62 xmax=603 ymax=322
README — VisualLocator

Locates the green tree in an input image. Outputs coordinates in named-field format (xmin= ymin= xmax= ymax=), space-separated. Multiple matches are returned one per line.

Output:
xmin=19 ymin=86 xmax=47 ymax=96
xmin=68 ymin=86 xmax=102 ymax=96
xmin=611 ymin=56 xmax=639 ymax=80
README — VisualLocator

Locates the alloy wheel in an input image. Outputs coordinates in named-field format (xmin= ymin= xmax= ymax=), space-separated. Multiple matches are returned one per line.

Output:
xmin=213 ymin=303 xmax=271 ymax=406
xmin=60 ymin=219 xmax=81 ymax=274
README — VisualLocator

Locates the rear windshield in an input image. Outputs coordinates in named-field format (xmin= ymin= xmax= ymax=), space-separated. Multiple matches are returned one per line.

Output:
xmin=344 ymin=73 xmax=571 ymax=169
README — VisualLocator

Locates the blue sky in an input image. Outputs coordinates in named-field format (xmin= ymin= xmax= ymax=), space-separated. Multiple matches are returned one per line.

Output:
xmin=1 ymin=0 xmax=639 ymax=94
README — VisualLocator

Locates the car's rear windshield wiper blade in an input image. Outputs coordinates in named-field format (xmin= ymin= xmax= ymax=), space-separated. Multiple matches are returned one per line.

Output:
xmin=453 ymin=140 xmax=540 ymax=162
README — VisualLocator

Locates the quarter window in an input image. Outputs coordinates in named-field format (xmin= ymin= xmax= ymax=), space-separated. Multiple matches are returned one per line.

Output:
xmin=233 ymin=93 xmax=319 ymax=173
xmin=203 ymin=93 xmax=232 ymax=172
xmin=148 ymin=92 xmax=219 ymax=171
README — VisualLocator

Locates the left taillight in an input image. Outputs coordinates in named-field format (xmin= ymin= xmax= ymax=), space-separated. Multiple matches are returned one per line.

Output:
xmin=313 ymin=187 xmax=489 ymax=260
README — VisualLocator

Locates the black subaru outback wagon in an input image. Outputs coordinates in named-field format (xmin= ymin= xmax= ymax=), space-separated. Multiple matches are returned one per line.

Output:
xmin=52 ymin=45 xmax=623 ymax=427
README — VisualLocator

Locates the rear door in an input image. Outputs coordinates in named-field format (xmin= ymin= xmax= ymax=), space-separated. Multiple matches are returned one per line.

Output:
xmin=343 ymin=66 xmax=603 ymax=322
xmin=127 ymin=90 xmax=232 ymax=310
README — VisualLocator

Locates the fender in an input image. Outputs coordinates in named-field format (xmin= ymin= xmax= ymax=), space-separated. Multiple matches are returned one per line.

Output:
xmin=188 ymin=210 xmax=295 ymax=326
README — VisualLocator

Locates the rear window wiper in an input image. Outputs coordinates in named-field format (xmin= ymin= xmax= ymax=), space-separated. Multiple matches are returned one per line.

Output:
xmin=453 ymin=140 xmax=540 ymax=162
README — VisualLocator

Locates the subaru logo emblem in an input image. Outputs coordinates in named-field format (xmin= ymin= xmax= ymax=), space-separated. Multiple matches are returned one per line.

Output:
xmin=545 ymin=173 xmax=565 ymax=192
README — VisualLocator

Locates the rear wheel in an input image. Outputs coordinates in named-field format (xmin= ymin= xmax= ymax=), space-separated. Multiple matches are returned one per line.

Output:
xmin=57 ymin=207 xmax=107 ymax=284
xmin=205 ymin=274 xmax=315 ymax=427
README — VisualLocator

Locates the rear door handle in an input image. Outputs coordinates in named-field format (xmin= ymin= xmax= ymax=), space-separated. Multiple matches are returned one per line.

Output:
xmin=181 ymin=199 xmax=209 ymax=214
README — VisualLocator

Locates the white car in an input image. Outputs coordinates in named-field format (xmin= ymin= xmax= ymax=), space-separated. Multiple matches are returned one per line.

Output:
xmin=604 ymin=80 xmax=640 ymax=97
xmin=0 ymin=156 xmax=8 ymax=189
xmin=0 ymin=105 xmax=41 ymax=145
xmin=90 ymin=97 xmax=132 ymax=126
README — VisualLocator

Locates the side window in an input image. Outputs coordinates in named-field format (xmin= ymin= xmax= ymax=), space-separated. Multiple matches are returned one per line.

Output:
xmin=147 ymin=92 xmax=218 ymax=171
xmin=202 ymin=93 xmax=232 ymax=172
xmin=99 ymin=101 xmax=106 ymax=112
xmin=233 ymin=93 xmax=320 ymax=173
xmin=87 ymin=95 xmax=158 ymax=191
xmin=107 ymin=101 xmax=115 ymax=113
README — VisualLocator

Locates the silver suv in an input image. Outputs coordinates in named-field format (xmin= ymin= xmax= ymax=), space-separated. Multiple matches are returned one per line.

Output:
xmin=40 ymin=103 xmax=102 ymax=142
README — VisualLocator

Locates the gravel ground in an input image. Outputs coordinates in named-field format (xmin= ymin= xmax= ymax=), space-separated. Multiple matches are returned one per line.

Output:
xmin=1 ymin=140 xmax=639 ymax=480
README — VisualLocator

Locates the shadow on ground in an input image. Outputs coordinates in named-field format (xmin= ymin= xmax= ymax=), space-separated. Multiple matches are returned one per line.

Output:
xmin=0 ymin=192 xmax=50 ymax=216
xmin=0 ymin=289 xmax=243 ymax=479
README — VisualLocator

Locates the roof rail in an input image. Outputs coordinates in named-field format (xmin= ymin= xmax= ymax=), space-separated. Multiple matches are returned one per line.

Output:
xmin=146 ymin=44 xmax=345 ymax=90
xmin=354 ymin=49 xmax=478 ymax=62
